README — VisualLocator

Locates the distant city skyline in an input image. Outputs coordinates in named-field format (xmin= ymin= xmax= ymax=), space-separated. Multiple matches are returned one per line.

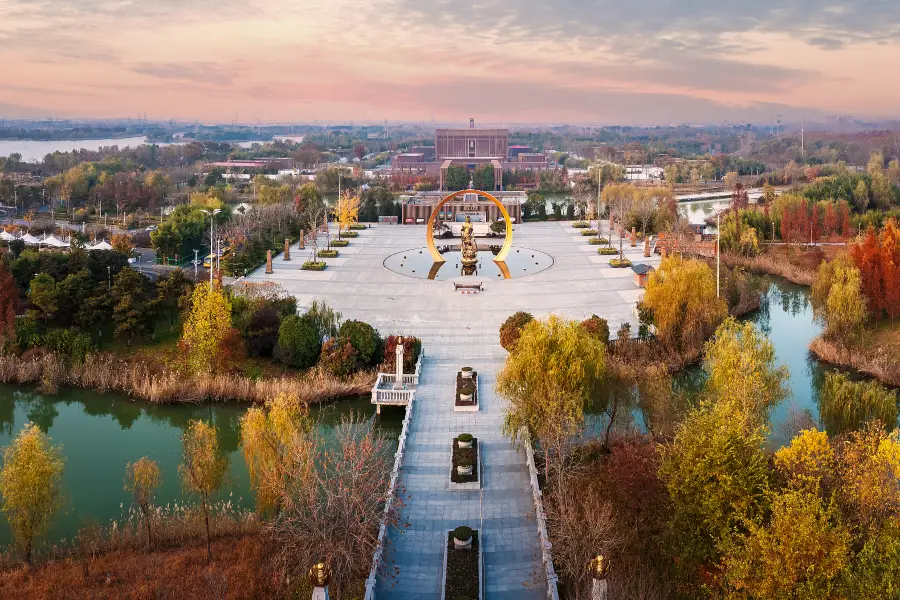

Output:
xmin=3 ymin=0 xmax=900 ymax=125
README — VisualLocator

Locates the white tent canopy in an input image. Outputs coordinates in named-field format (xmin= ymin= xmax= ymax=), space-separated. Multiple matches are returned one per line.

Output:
xmin=0 ymin=230 xmax=17 ymax=241
xmin=88 ymin=240 xmax=113 ymax=251
xmin=21 ymin=233 xmax=41 ymax=245
xmin=41 ymin=234 xmax=70 ymax=248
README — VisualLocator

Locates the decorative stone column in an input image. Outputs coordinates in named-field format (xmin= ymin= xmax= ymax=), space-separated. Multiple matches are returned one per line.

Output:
xmin=299 ymin=230 xmax=305 ymax=250
xmin=265 ymin=250 xmax=273 ymax=274
xmin=284 ymin=238 xmax=291 ymax=261
xmin=308 ymin=562 xmax=332 ymax=600
xmin=393 ymin=336 xmax=405 ymax=390
xmin=630 ymin=227 xmax=637 ymax=247
xmin=643 ymin=237 xmax=651 ymax=257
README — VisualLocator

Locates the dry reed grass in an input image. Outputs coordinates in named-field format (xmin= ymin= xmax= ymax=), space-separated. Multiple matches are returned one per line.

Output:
xmin=809 ymin=336 xmax=900 ymax=387
xmin=0 ymin=352 xmax=375 ymax=405
xmin=721 ymin=252 xmax=817 ymax=286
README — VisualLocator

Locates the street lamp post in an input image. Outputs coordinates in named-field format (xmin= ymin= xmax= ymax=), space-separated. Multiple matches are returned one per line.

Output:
xmin=194 ymin=249 xmax=199 ymax=281
xmin=201 ymin=209 xmax=222 ymax=286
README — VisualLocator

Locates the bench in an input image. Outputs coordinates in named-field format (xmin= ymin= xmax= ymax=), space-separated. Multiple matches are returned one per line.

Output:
xmin=453 ymin=282 xmax=484 ymax=292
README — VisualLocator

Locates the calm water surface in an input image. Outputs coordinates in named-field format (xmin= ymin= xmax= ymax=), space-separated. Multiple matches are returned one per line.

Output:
xmin=0 ymin=389 xmax=402 ymax=545
xmin=585 ymin=276 xmax=860 ymax=447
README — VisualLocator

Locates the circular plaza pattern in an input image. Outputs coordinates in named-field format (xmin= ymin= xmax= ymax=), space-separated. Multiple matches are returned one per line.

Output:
xmin=383 ymin=246 xmax=554 ymax=280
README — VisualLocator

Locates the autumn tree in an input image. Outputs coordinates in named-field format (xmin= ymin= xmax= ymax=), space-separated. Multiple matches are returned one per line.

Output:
xmin=268 ymin=416 xmax=399 ymax=600
xmin=332 ymin=192 xmax=360 ymax=240
xmin=180 ymin=420 xmax=228 ymax=562
xmin=722 ymin=490 xmax=850 ymax=598
xmin=240 ymin=393 xmax=310 ymax=515
xmin=124 ymin=457 xmax=162 ymax=551
xmin=27 ymin=273 xmax=59 ymax=322
xmin=818 ymin=372 xmax=898 ymax=436
xmin=0 ymin=423 xmax=65 ymax=563
xmin=497 ymin=315 xmax=606 ymax=479
xmin=703 ymin=318 xmax=789 ymax=425
xmin=180 ymin=282 xmax=234 ymax=374
xmin=640 ymin=256 xmax=728 ymax=357
xmin=659 ymin=402 xmax=770 ymax=578
xmin=110 ymin=233 xmax=132 ymax=255
xmin=0 ymin=260 xmax=18 ymax=349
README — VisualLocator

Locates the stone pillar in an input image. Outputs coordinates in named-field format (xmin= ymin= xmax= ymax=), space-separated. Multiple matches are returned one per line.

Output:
xmin=284 ymin=238 xmax=291 ymax=261
xmin=630 ymin=227 xmax=637 ymax=247
xmin=393 ymin=336 xmax=405 ymax=390
xmin=643 ymin=237 xmax=650 ymax=257
xmin=299 ymin=230 xmax=305 ymax=250
xmin=592 ymin=579 xmax=608 ymax=600
xmin=265 ymin=250 xmax=273 ymax=274
xmin=312 ymin=586 xmax=330 ymax=600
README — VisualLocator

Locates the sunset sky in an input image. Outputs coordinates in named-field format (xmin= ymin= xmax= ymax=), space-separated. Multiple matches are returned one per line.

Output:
xmin=2 ymin=0 xmax=900 ymax=125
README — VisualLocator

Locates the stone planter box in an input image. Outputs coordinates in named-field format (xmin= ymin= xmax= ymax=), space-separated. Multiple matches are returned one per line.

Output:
xmin=454 ymin=371 xmax=478 ymax=413
xmin=441 ymin=529 xmax=483 ymax=600
xmin=449 ymin=437 xmax=480 ymax=490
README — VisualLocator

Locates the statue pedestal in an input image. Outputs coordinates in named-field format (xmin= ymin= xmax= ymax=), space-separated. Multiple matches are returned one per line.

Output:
xmin=592 ymin=579 xmax=608 ymax=600
xmin=312 ymin=586 xmax=330 ymax=600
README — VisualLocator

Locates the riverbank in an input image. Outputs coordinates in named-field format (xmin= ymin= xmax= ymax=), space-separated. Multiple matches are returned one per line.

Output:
xmin=719 ymin=246 xmax=843 ymax=286
xmin=809 ymin=327 xmax=900 ymax=387
xmin=0 ymin=351 xmax=375 ymax=405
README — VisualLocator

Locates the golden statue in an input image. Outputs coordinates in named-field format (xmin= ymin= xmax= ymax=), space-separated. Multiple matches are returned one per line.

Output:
xmin=460 ymin=215 xmax=478 ymax=267
xmin=308 ymin=561 xmax=333 ymax=587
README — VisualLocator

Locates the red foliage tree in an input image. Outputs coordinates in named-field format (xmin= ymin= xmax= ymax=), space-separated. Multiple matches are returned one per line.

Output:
xmin=810 ymin=203 xmax=822 ymax=243
xmin=851 ymin=227 xmax=886 ymax=316
xmin=0 ymin=260 xmax=18 ymax=347
xmin=880 ymin=219 xmax=900 ymax=322
xmin=823 ymin=203 xmax=838 ymax=238
xmin=838 ymin=201 xmax=852 ymax=238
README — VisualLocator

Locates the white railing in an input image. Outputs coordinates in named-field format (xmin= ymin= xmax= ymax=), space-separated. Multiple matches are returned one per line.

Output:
xmin=364 ymin=386 xmax=416 ymax=600
xmin=522 ymin=428 xmax=561 ymax=600
xmin=370 ymin=349 xmax=424 ymax=405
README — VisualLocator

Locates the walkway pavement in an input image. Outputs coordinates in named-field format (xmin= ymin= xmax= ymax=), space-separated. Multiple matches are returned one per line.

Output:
xmin=246 ymin=221 xmax=659 ymax=598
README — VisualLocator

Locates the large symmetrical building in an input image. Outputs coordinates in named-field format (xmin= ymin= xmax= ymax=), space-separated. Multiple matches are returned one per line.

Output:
xmin=400 ymin=190 xmax=525 ymax=227
xmin=392 ymin=119 xmax=550 ymax=190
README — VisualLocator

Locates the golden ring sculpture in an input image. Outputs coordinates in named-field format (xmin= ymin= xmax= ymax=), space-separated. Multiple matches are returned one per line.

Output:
xmin=425 ymin=189 xmax=513 ymax=263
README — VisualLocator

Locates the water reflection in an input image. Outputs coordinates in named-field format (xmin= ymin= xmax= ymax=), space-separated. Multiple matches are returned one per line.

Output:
xmin=0 ymin=386 xmax=402 ymax=544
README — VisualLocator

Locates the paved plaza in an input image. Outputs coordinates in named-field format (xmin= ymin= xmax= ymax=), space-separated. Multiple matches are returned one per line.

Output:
xmin=247 ymin=221 xmax=660 ymax=599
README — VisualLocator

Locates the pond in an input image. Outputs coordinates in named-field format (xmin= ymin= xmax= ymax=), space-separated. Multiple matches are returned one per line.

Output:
xmin=585 ymin=275 xmax=876 ymax=448
xmin=0 ymin=388 xmax=403 ymax=545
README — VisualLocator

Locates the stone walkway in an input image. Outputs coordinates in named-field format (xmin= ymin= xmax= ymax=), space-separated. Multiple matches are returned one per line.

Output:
xmin=247 ymin=221 xmax=660 ymax=598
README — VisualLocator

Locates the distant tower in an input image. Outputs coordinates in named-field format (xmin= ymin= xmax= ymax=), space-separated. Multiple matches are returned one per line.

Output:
xmin=470 ymin=118 xmax=475 ymax=129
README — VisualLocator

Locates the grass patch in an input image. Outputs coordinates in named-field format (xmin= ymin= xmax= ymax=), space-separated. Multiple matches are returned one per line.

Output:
xmin=445 ymin=530 xmax=480 ymax=600
xmin=598 ymin=247 xmax=619 ymax=255
xmin=451 ymin=436 xmax=479 ymax=484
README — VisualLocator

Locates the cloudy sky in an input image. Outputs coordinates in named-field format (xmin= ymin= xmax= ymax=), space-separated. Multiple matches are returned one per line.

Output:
xmin=2 ymin=0 xmax=899 ymax=125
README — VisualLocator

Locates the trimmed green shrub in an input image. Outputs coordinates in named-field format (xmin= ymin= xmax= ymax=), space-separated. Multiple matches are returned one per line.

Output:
xmin=572 ymin=221 xmax=589 ymax=228
xmin=598 ymin=247 xmax=618 ymax=255
xmin=318 ymin=250 xmax=339 ymax=258
xmin=349 ymin=223 xmax=367 ymax=230
xmin=588 ymin=238 xmax=609 ymax=245
xmin=274 ymin=315 xmax=321 ymax=368
xmin=338 ymin=319 xmax=381 ymax=366
xmin=301 ymin=261 xmax=327 ymax=271
xmin=499 ymin=311 xmax=533 ymax=351
xmin=452 ymin=526 xmax=473 ymax=541
xmin=331 ymin=239 xmax=350 ymax=247
xmin=490 ymin=220 xmax=506 ymax=234
xmin=320 ymin=338 xmax=358 ymax=377
xmin=580 ymin=229 xmax=599 ymax=236
xmin=457 ymin=433 xmax=473 ymax=443
xmin=609 ymin=258 xmax=632 ymax=268
xmin=342 ymin=231 xmax=359 ymax=238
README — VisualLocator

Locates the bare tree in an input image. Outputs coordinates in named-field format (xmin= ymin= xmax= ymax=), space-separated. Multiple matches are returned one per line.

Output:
xmin=267 ymin=416 xmax=404 ymax=600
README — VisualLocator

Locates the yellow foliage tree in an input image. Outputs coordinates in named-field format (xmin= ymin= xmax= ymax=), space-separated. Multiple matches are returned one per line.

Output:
xmin=240 ymin=392 xmax=311 ymax=515
xmin=774 ymin=428 xmax=837 ymax=495
xmin=110 ymin=233 xmax=132 ymax=255
xmin=703 ymin=317 xmax=789 ymax=426
xmin=125 ymin=456 xmax=162 ymax=551
xmin=180 ymin=282 xmax=233 ymax=374
xmin=180 ymin=420 xmax=228 ymax=562
xmin=333 ymin=193 xmax=360 ymax=240
xmin=723 ymin=490 xmax=850 ymax=599
xmin=837 ymin=424 xmax=900 ymax=533
xmin=641 ymin=255 xmax=728 ymax=356
xmin=497 ymin=315 xmax=606 ymax=479
xmin=0 ymin=423 xmax=65 ymax=563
